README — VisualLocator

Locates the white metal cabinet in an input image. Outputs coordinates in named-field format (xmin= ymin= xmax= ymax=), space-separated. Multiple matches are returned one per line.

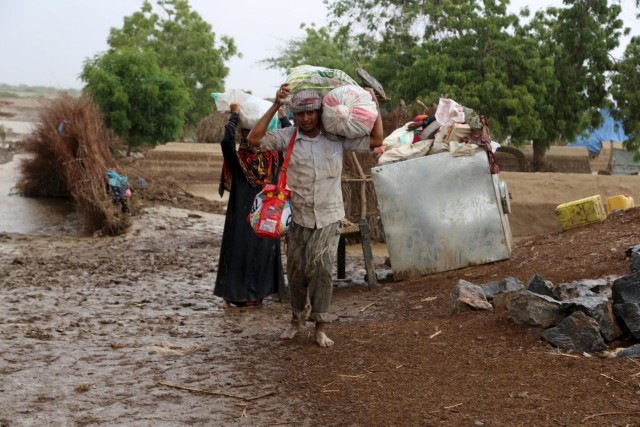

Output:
xmin=371 ymin=151 xmax=512 ymax=280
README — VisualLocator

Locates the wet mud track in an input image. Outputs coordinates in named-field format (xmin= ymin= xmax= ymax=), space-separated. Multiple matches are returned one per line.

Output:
xmin=0 ymin=207 xmax=328 ymax=426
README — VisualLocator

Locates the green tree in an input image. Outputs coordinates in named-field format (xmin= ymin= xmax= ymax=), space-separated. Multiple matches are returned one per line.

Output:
xmin=327 ymin=0 xmax=549 ymax=145
xmin=522 ymin=0 xmax=624 ymax=169
xmin=107 ymin=0 xmax=238 ymax=127
xmin=262 ymin=25 xmax=364 ymax=81
xmin=326 ymin=0 xmax=625 ymax=170
xmin=610 ymin=36 xmax=640 ymax=151
xmin=81 ymin=49 xmax=191 ymax=155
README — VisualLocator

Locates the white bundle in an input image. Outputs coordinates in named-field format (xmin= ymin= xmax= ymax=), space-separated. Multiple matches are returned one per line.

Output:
xmin=321 ymin=85 xmax=378 ymax=139
xmin=212 ymin=89 xmax=279 ymax=131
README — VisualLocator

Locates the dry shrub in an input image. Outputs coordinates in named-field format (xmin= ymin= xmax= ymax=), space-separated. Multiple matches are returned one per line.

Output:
xmin=195 ymin=111 xmax=229 ymax=143
xmin=16 ymin=95 xmax=130 ymax=236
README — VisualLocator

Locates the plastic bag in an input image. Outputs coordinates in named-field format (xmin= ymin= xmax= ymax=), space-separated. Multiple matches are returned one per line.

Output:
xmin=211 ymin=89 xmax=279 ymax=131
xmin=285 ymin=65 xmax=358 ymax=96
xmin=383 ymin=122 xmax=415 ymax=146
xmin=321 ymin=85 xmax=378 ymax=139
xmin=435 ymin=98 xmax=466 ymax=126
xmin=249 ymin=184 xmax=292 ymax=239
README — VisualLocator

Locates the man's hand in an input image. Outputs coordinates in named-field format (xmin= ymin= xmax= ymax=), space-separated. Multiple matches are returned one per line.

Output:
xmin=275 ymin=83 xmax=290 ymax=105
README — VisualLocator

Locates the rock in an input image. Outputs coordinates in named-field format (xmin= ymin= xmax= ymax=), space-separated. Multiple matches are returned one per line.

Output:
xmin=541 ymin=311 xmax=607 ymax=353
xmin=562 ymin=295 xmax=622 ymax=342
xmin=526 ymin=274 xmax=556 ymax=299
xmin=627 ymin=245 xmax=640 ymax=274
xmin=508 ymin=290 xmax=564 ymax=328
xmin=449 ymin=280 xmax=493 ymax=314
xmin=615 ymin=344 xmax=640 ymax=359
xmin=480 ymin=276 xmax=524 ymax=300
xmin=612 ymin=272 xmax=640 ymax=304
xmin=612 ymin=273 xmax=640 ymax=339
xmin=492 ymin=291 xmax=519 ymax=314
xmin=613 ymin=303 xmax=640 ymax=339
xmin=554 ymin=279 xmax=610 ymax=300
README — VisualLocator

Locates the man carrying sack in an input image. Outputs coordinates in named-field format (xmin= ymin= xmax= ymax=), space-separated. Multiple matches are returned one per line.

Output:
xmin=248 ymin=84 xmax=383 ymax=347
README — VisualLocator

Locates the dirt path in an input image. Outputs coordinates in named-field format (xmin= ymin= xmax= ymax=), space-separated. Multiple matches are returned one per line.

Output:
xmin=0 ymin=206 xmax=381 ymax=426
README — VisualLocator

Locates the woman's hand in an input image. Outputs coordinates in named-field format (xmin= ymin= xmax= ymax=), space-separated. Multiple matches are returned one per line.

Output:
xmin=230 ymin=103 xmax=240 ymax=113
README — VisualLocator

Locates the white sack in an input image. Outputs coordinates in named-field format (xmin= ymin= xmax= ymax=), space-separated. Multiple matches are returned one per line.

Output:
xmin=321 ymin=85 xmax=378 ymax=139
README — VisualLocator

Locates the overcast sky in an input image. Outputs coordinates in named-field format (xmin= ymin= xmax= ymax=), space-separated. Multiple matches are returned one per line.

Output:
xmin=0 ymin=0 xmax=638 ymax=99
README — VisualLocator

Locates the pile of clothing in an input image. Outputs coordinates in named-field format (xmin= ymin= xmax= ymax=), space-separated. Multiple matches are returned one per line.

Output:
xmin=106 ymin=169 xmax=132 ymax=213
xmin=377 ymin=98 xmax=500 ymax=173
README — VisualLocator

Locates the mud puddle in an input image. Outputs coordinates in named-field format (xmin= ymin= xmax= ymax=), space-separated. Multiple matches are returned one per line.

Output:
xmin=0 ymin=155 xmax=80 ymax=235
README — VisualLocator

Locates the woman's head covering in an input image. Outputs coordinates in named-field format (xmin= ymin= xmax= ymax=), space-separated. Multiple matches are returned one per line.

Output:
xmin=289 ymin=90 xmax=322 ymax=113
xmin=219 ymin=133 xmax=280 ymax=196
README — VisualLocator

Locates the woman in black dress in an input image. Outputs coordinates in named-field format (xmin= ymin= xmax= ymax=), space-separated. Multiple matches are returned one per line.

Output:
xmin=214 ymin=103 xmax=290 ymax=307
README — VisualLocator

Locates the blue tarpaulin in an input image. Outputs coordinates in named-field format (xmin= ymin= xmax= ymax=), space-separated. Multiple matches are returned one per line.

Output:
xmin=567 ymin=109 xmax=628 ymax=154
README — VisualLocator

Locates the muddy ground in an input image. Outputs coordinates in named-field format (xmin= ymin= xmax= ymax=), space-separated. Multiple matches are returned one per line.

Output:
xmin=3 ymin=159 xmax=640 ymax=427
xmin=2 ymin=94 xmax=640 ymax=426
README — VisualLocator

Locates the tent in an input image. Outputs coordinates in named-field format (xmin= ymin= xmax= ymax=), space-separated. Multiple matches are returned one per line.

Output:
xmin=566 ymin=109 xmax=628 ymax=155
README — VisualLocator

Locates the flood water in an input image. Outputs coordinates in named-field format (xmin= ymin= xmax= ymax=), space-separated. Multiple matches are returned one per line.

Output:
xmin=0 ymin=154 xmax=79 ymax=234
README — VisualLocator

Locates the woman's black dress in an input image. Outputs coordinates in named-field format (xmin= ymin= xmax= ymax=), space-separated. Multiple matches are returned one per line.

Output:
xmin=214 ymin=114 xmax=285 ymax=305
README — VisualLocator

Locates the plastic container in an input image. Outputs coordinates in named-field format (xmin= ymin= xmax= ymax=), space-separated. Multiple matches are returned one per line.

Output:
xmin=555 ymin=195 xmax=607 ymax=230
xmin=606 ymin=195 xmax=634 ymax=213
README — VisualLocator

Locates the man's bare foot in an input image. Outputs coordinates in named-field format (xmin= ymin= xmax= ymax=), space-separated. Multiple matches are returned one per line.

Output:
xmin=280 ymin=321 xmax=301 ymax=340
xmin=314 ymin=322 xmax=334 ymax=347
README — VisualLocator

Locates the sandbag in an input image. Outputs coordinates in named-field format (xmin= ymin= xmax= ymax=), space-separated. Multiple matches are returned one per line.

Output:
xmin=285 ymin=65 xmax=358 ymax=96
xmin=211 ymin=89 xmax=279 ymax=131
xmin=321 ymin=85 xmax=378 ymax=138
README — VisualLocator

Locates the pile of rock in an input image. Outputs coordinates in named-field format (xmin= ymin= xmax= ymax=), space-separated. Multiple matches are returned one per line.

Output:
xmin=450 ymin=244 xmax=640 ymax=357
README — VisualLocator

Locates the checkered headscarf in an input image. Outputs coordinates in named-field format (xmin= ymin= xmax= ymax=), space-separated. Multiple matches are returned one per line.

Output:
xmin=289 ymin=90 xmax=322 ymax=113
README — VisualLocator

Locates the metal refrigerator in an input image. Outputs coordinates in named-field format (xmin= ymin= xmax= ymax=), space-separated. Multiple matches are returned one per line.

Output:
xmin=371 ymin=150 xmax=512 ymax=280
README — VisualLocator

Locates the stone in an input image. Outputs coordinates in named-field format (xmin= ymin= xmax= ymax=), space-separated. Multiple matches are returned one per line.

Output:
xmin=449 ymin=280 xmax=493 ymax=314
xmin=541 ymin=311 xmax=607 ymax=353
xmin=612 ymin=273 xmax=640 ymax=338
xmin=612 ymin=272 xmax=640 ymax=304
xmin=613 ymin=302 xmax=640 ymax=339
xmin=631 ymin=253 xmax=640 ymax=274
xmin=508 ymin=290 xmax=565 ymax=328
xmin=615 ymin=344 xmax=640 ymax=359
xmin=562 ymin=295 xmax=622 ymax=342
xmin=625 ymin=243 xmax=640 ymax=258
xmin=526 ymin=274 xmax=556 ymax=299
xmin=492 ymin=291 xmax=518 ymax=314
xmin=480 ymin=276 xmax=524 ymax=300
xmin=554 ymin=279 xmax=610 ymax=300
